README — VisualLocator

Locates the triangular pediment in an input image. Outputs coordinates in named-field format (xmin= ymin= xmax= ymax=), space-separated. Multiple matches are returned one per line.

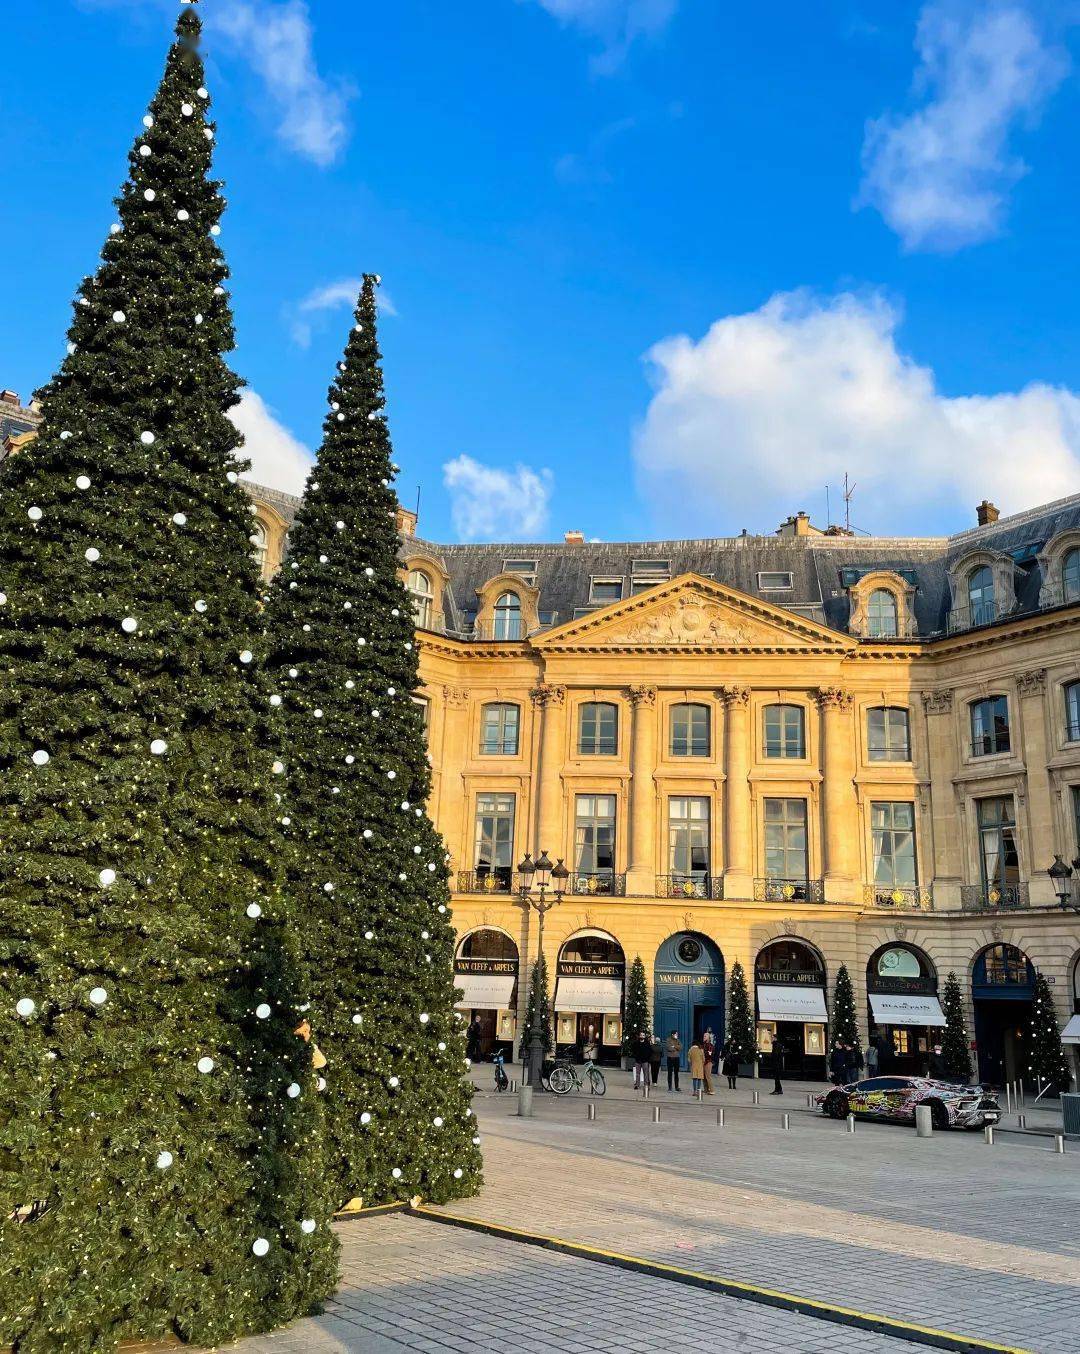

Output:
xmin=536 ymin=574 xmax=853 ymax=652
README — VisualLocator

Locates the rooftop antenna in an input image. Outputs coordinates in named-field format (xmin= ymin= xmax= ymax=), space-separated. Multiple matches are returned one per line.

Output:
xmin=843 ymin=473 xmax=856 ymax=533
xmin=826 ymin=484 xmax=832 ymax=530
xmin=415 ymin=484 xmax=420 ymax=518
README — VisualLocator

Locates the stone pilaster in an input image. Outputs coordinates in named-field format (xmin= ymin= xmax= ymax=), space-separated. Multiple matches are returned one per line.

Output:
xmin=920 ymin=688 xmax=961 ymax=910
xmin=530 ymin=684 xmax=566 ymax=862
xmin=626 ymin=686 xmax=657 ymax=896
xmin=1017 ymin=669 xmax=1056 ymax=903
xmin=816 ymin=687 xmax=860 ymax=903
xmin=720 ymin=686 xmax=752 ymax=900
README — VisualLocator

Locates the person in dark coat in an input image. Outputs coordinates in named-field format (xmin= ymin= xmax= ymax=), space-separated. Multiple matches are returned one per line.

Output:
xmin=770 ymin=1038 xmax=785 ymax=1095
xmin=465 ymin=1018 xmax=482 ymax=1064
xmin=721 ymin=1040 xmax=739 ymax=1090
xmin=649 ymin=1034 xmax=663 ymax=1085
xmin=631 ymin=1030 xmax=652 ymax=1091
xmin=830 ymin=1042 xmax=848 ymax=1085
xmin=846 ymin=1042 xmax=864 ymax=1082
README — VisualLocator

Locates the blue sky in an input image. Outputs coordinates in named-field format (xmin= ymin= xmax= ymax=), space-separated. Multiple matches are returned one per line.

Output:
xmin=4 ymin=0 xmax=1080 ymax=542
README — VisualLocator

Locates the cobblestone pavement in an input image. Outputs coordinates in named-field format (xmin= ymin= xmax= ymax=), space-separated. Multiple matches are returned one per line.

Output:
xmin=231 ymin=1072 xmax=1079 ymax=1353
xmin=235 ymin=1212 xmax=914 ymax=1353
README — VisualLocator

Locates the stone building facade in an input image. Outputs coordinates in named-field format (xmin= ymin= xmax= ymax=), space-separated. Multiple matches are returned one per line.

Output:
xmin=247 ymin=482 xmax=1080 ymax=1087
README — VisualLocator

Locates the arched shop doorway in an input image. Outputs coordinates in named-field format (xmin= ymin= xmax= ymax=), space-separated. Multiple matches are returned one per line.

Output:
xmin=1062 ymin=953 xmax=1080 ymax=1082
xmin=866 ymin=944 xmax=943 ymax=1077
xmin=654 ymin=933 xmax=725 ymax=1068
xmin=554 ymin=930 xmax=625 ymax=1066
xmin=972 ymin=944 xmax=1035 ymax=1088
xmin=755 ymin=939 xmax=828 ymax=1080
xmin=453 ymin=928 xmax=518 ymax=1060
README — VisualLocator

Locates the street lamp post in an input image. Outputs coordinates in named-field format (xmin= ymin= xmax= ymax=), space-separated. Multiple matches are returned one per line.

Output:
xmin=517 ymin=850 xmax=569 ymax=1097
xmin=1048 ymin=854 xmax=1076 ymax=911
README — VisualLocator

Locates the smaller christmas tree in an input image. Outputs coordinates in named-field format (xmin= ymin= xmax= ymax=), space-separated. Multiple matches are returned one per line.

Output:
xmin=940 ymin=971 xmax=972 ymax=1082
xmin=727 ymin=961 xmax=755 ymax=1063
xmin=1028 ymin=971 xmax=1073 ymax=1094
xmin=832 ymin=963 xmax=860 ymax=1048
xmin=520 ymin=956 xmax=552 ymax=1061
xmin=623 ymin=957 xmax=650 ymax=1055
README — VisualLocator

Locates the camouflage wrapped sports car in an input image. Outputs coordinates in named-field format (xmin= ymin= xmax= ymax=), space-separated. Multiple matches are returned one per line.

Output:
xmin=816 ymin=1076 xmax=1001 ymax=1129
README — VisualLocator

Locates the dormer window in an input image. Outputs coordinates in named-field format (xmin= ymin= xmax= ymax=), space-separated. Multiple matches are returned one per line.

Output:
xmin=967 ymin=566 xmax=995 ymax=627
xmin=867 ymin=589 xmax=898 ymax=638
xmin=493 ymin=591 xmax=522 ymax=640
xmin=757 ymin=571 xmax=793 ymax=591
xmin=503 ymin=558 xmax=537 ymax=586
xmin=409 ymin=569 xmax=434 ymax=628
xmin=250 ymin=520 xmax=269 ymax=576
xmin=1064 ymin=547 xmax=1080 ymax=603
xmin=590 ymin=578 xmax=623 ymax=604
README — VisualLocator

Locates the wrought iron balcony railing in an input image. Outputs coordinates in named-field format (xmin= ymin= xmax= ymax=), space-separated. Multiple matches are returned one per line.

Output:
xmin=656 ymin=874 xmax=725 ymax=900
xmin=569 ymin=871 xmax=626 ymax=896
xmin=753 ymin=877 xmax=825 ymax=903
xmin=947 ymin=601 xmax=999 ymax=634
xmin=970 ymin=734 xmax=1010 ymax=758
xmin=863 ymin=884 xmax=934 ymax=911
xmin=960 ymin=883 xmax=1029 ymax=911
xmin=456 ymin=869 xmax=517 ymax=895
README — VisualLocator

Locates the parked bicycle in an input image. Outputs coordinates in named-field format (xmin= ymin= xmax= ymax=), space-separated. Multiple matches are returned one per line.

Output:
xmin=493 ymin=1050 xmax=509 ymax=1093
xmin=547 ymin=1057 xmax=606 ymax=1097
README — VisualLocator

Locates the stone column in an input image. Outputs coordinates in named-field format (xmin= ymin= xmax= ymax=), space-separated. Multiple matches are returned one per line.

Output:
xmin=530 ymin=684 xmax=566 ymax=863
xmin=817 ymin=687 xmax=860 ymax=903
xmin=720 ymin=686 xmax=753 ymax=900
xmin=921 ymin=689 xmax=961 ymax=910
xmin=1017 ymin=669 xmax=1055 ymax=904
xmin=626 ymin=686 xmax=657 ymax=896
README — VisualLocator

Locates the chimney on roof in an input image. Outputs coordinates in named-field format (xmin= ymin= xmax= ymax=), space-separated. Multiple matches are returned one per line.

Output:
xmin=564 ymin=529 xmax=584 ymax=545
xmin=976 ymin=500 xmax=1000 ymax=526
xmin=0 ymin=390 xmax=19 ymax=406
xmin=393 ymin=504 xmax=417 ymax=538
xmin=776 ymin=510 xmax=820 ymax=538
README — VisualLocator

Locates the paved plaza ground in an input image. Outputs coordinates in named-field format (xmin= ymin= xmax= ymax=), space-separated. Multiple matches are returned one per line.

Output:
xmin=233 ymin=1067 xmax=1080 ymax=1353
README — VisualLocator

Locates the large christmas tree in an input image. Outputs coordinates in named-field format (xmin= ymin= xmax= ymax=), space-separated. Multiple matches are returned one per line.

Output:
xmin=622 ymin=955 xmax=650 ymax=1054
xmin=0 ymin=7 xmax=337 ymax=1348
xmin=832 ymin=963 xmax=859 ymax=1048
xmin=263 ymin=275 xmax=481 ymax=1208
xmin=940 ymin=971 xmax=972 ymax=1082
xmin=727 ymin=960 xmax=755 ymax=1064
xmin=1027 ymin=971 xmax=1072 ymax=1094
xmin=521 ymin=955 xmax=553 ymax=1062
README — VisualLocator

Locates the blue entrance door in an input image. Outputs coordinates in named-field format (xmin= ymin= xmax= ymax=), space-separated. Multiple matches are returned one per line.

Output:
xmin=654 ymin=933 xmax=725 ymax=1067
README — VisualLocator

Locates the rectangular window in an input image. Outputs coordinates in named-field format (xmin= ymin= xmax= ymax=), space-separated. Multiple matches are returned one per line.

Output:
xmin=763 ymin=704 xmax=805 ymax=758
xmin=871 ymin=802 xmax=917 ymax=888
xmin=971 ymin=696 xmax=1010 ymax=756
xmin=1073 ymin=785 xmax=1080 ymax=856
xmin=578 ymin=702 xmax=618 ymax=756
xmin=503 ymin=558 xmax=537 ymax=585
xmin=630 ymin=579 xmax=659 ymax=594
xmin=669 ymin=797 xmax=710 ymax=877
xmin=474 ymin=793 xmax=516 ymax=886
xmin=1066 ymin=682 xmax=1080 ymax=742
xmin=631 ymin=559 xmax=671 ymax=575
xmin=867 ymin=707 xmax=911 ymax=761
xmin=589 ymin=578 xmax=623 ymax=604
xmin=412 ymin=695 xmax=430 ymax=731
xmin=479 ymin=703 xmax=519 ymax=755
xmin=764 ymin=798 xmax=808 ymax=881
xmin=670 ymin=703 xmax=710 ymax=757
xmin=575 ymin=794 xmax=616 ymax=876
xmin=757 ymin=571 xmax=793 ymax=591
xmin=977 ymin=796 xmax=1020 ymax=890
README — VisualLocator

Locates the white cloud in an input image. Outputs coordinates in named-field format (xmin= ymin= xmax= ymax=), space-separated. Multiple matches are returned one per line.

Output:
xmin=442 ymin=455 xmax=553 ymax=541
xmin=209 ymin=1 xmax=354 ymax=166
xmin=230 ymin=390 xmax=313 ymax=496
xmin=289 ymin=278 xmax=398 ymax=348
xmin=526 ymin=0 xmax=676 ymax=72
xmin=634 ymin=289 xmax=1080 ymax=535
xmin=858 ymin=3 xmax=1068 ymax=252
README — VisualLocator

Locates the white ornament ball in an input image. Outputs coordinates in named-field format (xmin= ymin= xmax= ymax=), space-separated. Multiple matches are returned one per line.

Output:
xmin=364 ymin=930 xmax=374 ymax=940
xmin=0 ymin=593 xmax=7 ymax=604
xmin=437 ymin=1041 xmax=446 ymax=1051
xmin=433 ymin=1116 xmax=443 ymax=1127
xmin=419 ymin=1013 xmax=430 ymax=1024
xmin=288 ymin=667 xmax=298 ymax=677
xmin=336 ymin=520 xmax=345 ymax=531
xmin=336 ymin=413 xmax=345 ymax=422
xmin=360 ymin=1111 xmax=372 ymax=1125
xmin=270 ymin=694 xmax=282 ymax=707
xmin=454 ymin=1168 xmax=464 ymax=1179
xmin=99 ymin=868 xmax=117 ymax=888
xmin=323 ymin=882 xmax=334 ymax=893
xmin=388 ymin=1076 xmax=400 ymax=1088
xmin=181 ymin=103 xmax=194 ymax=116
xmin=313 ymin=708 xmax=323 ymax=718
xmin=246 ymin=903 xmax=262 ymax=919
xmin=345 ymin=754 xmax=355 ymax=765
xmin=239 ymin=650 xmax=253 ymax=664
xmin=364 ymin=567 xmax=374 ymax=577
xmin=140 ymin=431 xmax=155 ymax=445
xmin=172 ymin=512 xmax=187 ymax=526
xmin=31 ymin=750 xmax=50 ymax=767
xmin=345 ymin=680 xmax=355 ymax=689
xmin=387 ymin=687 xmax=396 ymax=696
xmin=112 ymin=309 xmax=127 ymax=323
xmin=60 ymin=430 xmax=73 ymax=440
xmin=177 ymin=209 xmax=190 ymax=222
xmin=226 ymin=469 xmax=238 ymax=483
xmin=84 ymin=547 xmax=100 ymax=563
xmin=139 ymin=144 xmax=151 ymax=157
xmin=273 ymin=761 xmax=284 ymax=774
xmin=210 ymin=225 xmax=221 ymax=236
xmin=150 ymin=739 xmax=168 ymax=756
xmin=286 ymin=1082 xmax=301 ymax=1099
xmin=197 ymin=1056 xmax=215 ymax=1074
xmin=15 ymin=998 xmax=35 ymax=1018
xmin=252 ymin=1238 xmax=270 ymax=1257
xmin=197 ymin=86 xmax=209 ymax=99
xmin=142 ymin=114 xmax=154 ymax=127
xmin=156 ymin=1151 xmax=174 ymax=1170
xmin=281 ymin=816 xmax=291 ymax=826
xmin=195 ymin=313 xmax=203 ymax=324
xmin=387 ymin=770 xmax=396 ymax=781
xmin=89 ymin=987 xmax=108 ymax=1006
xmin=392 ymin=1168 xmax=402 ymax=1179
xmin=109 ymin=223 xmax=121 ymax=236
xmin=194 ymin=599 xmax=207 ymax=613
xmin=76 ymin=475 xmax=91 ymax=490
xmin=143 ymin=189 xmax=155 ymax=202
xmin=255 ymin=1003 xmax=271 ymax=1019
xmin=203 ymin=128 xmax=213 ymax=140
xmin=362 ymin=828 xmax=373 ymax=839
xmin=317 ymin=1076 xmax=326 ymax=1090
xmin=352 ymin=1013 xmax=362 ymax=1025
xmin=121 ymin=617 xmax=138 ymax=633
xmin=27 ymin=506 xmax=42 ymax=521
xmin=301 ymin=1219 xmax=316 ymax=1234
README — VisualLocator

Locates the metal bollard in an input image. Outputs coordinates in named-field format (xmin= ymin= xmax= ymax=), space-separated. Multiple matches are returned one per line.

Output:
xmin=983 ymin=1125 xmax=994 ymax=1145
xmin=846 ymin=1114 xmax=856 ymax=1134
xmin=1005 ymin=1084 xmax=1012 ymax=1114
xmin=915 ymin=1104 xmax=933 ymax=1138
xmin=716 ymin=1107 xmax=725 ymax=1126
xmin=806 ymin=1092 xmax=814 ymax=1108
xmin=510 ymin=1079 xmax=517 ymax=1093
xmin=752 ymin=1090 xmax=760 ymax=1106
xmin=695 ymin=1087 xmax=703 ymax=1102
xmin=1054 ymin=1134 xmax=1066 ymax=1154
xmin=1018 ymin=1113 xmax=1027 ymax=1129
xmin=651 ymin=1105 xmax=661 ymax=1124
xmin=587 ymin=1102 xmax=596 ymax=1121
xmin=643 ymin=1083 xmax=650 ymax=1099
xmin=782 ymin=1113 xmax=790 ymax=1130
xmin=518 ymin=1085 xmax=534 ymax=1118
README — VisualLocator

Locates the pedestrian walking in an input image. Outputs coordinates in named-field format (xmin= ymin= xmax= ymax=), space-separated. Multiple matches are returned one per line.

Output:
xmin=770 ymin=1037 xmax=785 ymax=1095
xmin=582 ymin=1025 xmax=598 ymax=1065
xmin=865 ymin=1039 xmax=879 ymax=1075
xmin=631 ymin=1030 xmax=652 ymax=1090
xmin=702 ymin=1027 xmax=716 ymax=1095
xmin=688 ymin=1042 xmax=705 ymax=1096
xmin=722 ymin=1040 xmax=739 ymax=1091
xmin=829 ymin=1042 xmax=847 ymax=1086
xmin=846 ymin=1042 xmax=864 ymax=1082
xmin=649 ymin=1034 xmax=663 ymax=1085
xmin=665 ymin=1030 xmax=682 ymax=1092
xmin=465 ymin=1018 xmax=482 ymax=1064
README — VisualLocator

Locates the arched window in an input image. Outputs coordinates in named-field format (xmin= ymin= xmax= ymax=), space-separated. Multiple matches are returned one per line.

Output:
xmin=970 ymin=695 xmax=1009 ymax=757
xmin=408 ymin=569 xmax=433 ymax=628
xmin=493 ymin=591 xmax=522 ymax=640
xmin=669 ymin=703 xmax=710 ymax=756
xmin=967 ymin=565 xmax=995 ymax=626
xmin=480 ymin=702 xmax=520 ymax=755
xmin=250 ymin=520 xmax=268 ymax=576
xmin=867 ymin=588 xmax=898 ymax=638
xmin=578 ymin=702 xmax=618 ymax=755
xmin=1064 ymin=548 xmax=1080 ymax=604
xmin=763 ymin=704 xmax=805 ymax=758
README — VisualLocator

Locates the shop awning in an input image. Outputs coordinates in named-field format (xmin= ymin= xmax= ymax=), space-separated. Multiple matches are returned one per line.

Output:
xmin=1062 ymin=1014 xmax=1080 ymax=1046
xmin=555 ymin=976 xmax=623 ymax=1014
xmin=756 ymin=984 xmax=828 ymax=1022
xmin=453 ymin=972 xmax=516 ymax=1011
xmin=868 ymin=993 xmax=947 ymax=1028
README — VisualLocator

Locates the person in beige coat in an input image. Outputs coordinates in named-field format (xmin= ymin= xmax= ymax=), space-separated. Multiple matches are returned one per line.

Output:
xmin=688 ymin=1042 xmax=705 ymax=1096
